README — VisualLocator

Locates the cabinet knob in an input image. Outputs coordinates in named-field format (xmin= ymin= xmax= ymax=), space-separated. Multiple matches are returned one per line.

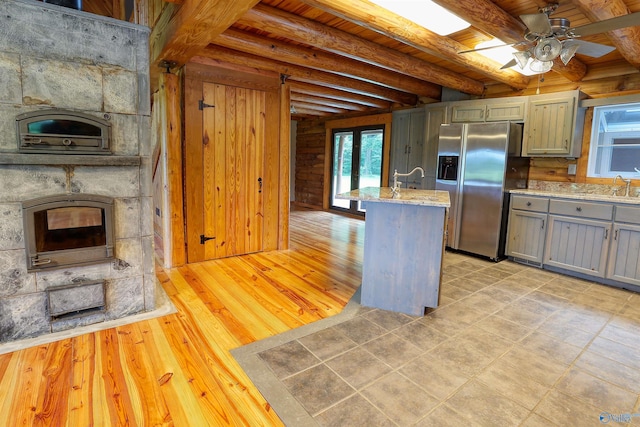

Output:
xmin=526 ymin=202 xmax=532 ymax=206
xmin=576 ymin=207 xmax=582 ymax=212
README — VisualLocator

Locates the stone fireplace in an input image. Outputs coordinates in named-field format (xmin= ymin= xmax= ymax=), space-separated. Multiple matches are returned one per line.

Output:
xmin=0 ymin=0 xmax=155 ymax=343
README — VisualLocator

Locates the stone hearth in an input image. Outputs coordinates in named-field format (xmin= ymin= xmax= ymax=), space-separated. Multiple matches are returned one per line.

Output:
xmin=0 ymin=0 xmax=154 ymax=343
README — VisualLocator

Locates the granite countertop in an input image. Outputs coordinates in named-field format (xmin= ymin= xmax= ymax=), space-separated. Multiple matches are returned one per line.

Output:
xmin=336 ymin=187 xmax=451 ymax=207
xmin=510 ymin=189 xmax=640 ymax=206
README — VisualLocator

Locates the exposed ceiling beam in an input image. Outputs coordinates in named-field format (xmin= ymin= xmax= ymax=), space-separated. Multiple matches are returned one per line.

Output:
xmin=215 ymin=28 xmax=442 ymax=99
xmin=149 ymin=0 xmax=259 ymax=69
xmin=291 ymin=101 xmax=349 ymax=114
xmin=291 ymin=106 xmax=332 ymax=117
xmin=299 ymin=0 xmax=530 ymax=89
xmin=572 ymin=0 xmax=640 ymax=69
xmin=237 ymin=4 xmax=486 ymax=95
xmin=196 ymin=45 xmax=421 ymax=105
xmin=288 ymin=81 xmax=392 ymax=109
xmin=290 ymin=93 xmax=373 ymax=112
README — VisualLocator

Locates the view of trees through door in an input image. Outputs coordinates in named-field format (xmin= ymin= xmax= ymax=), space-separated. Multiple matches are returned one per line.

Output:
xmin=331 ymin=126 xmax=384 ymax=214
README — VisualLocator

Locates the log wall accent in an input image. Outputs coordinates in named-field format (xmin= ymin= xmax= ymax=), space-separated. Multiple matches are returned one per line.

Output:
xmin=294 ymin=119 xmax=327 ymax=208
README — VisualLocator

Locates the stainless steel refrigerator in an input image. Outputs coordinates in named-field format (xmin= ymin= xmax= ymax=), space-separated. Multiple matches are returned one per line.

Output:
xmin=435 ymin=122 xmax=529 ymax=260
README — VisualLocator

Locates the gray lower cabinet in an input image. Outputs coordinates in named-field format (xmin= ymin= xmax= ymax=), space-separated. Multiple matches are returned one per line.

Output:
xmin=506 ymin=195 xmax=548 ymax=264
xmin=543 ymin=199 xmax=613 ymax=278
xmin=508 ymin=194 xmax=640 ymax=289
xmin=544 ymin=215 xmax=611 ymax=278
xmin=607 ymin=206 xmax=640 ymax=286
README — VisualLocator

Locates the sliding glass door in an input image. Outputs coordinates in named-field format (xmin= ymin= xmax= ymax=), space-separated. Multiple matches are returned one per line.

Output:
xmin=331 ymin=125 xmax=384 ymax=214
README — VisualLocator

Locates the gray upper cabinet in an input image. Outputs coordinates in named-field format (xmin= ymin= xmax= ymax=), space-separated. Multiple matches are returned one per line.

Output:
xmin=607 ymin=206 xmax=640 ymax=286
xmin=389 ymin=107 xmax=426 ymax=188
xmin=450 ymin=99 xmax=526 ymax=123
xmin=522 ymin=90 xmax=586 ymax=157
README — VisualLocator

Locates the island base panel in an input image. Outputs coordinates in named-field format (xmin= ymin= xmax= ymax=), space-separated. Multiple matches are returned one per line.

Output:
xmin=361 ymin=202 xmax=445 ymax=316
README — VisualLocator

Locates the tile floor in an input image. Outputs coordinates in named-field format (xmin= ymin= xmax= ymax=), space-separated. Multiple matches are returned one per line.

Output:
xmin=254 ymin=252 xmax=640 ymax=426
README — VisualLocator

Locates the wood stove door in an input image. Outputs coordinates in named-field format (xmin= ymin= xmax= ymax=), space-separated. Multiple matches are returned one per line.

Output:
xmin=185 ymin=81 xmax=266 ymax=262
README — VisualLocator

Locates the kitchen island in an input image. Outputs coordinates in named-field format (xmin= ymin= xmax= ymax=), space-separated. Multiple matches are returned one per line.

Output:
xmin=336 ymin=187 xmax=450 ymax=316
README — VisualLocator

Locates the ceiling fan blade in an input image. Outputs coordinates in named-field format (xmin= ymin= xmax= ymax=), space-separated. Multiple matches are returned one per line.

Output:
xmin=458 ymin=43 xmax=516 ymax=54
xmin=520 ymin=13 xmax=552 ymax=36
xmin=458 ymin=40 xmax=528 ymax=55
xmin=500 ymin=58 xmax=518 ymax=69
xmin=572 ymin=11 xmax=640 ymax=37
xmin=564 ymin=39 xmax=616 ymax=57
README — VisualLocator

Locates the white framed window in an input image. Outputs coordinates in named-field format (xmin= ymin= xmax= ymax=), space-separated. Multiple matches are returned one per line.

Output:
xmin=588 ymin=103 xmax=640 ymax=178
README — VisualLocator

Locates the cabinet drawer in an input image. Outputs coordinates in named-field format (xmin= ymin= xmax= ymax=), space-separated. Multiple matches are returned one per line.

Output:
xmin=615 ymin=205 xmax=640 ymax=224
xmin=549 ymin=199 xmax=613 ymax=220
xmin=511 ymin=195 xmax=549 ymax=212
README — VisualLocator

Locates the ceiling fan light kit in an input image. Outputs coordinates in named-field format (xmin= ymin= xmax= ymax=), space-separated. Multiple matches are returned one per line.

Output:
xmin=560 ymin=43 xmax=580 ymax=65
xmin=529 ymin=58 xmax=553 ymax=73
xmin=459 ymin=3 xmax=640 ymax=75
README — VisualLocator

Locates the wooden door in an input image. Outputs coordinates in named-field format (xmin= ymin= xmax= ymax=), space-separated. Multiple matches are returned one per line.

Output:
xmin=186 ymin=82 xmax=266 ymax=262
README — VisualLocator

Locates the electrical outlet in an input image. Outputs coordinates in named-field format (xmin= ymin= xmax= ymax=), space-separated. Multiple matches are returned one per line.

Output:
xmin=567 ymin=164 xmax=577 ymax=175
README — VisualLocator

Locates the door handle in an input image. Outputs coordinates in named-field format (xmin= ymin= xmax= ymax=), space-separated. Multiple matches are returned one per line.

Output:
xmin=200 ymin=235 xmax=215 ymax=244
xmin=258 ymin=177 xmax=263 ymax=193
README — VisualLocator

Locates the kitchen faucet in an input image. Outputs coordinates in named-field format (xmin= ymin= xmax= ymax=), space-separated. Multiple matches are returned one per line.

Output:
xmin=392 ymin=167 xmax=425 ymax=195
xmin=613 ymin=174 xmax=632 ymax=197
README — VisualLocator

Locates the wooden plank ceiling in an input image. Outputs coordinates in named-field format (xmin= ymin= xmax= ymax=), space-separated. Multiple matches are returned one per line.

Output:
xmin=146 ymin=0 xmax=640 ymax=119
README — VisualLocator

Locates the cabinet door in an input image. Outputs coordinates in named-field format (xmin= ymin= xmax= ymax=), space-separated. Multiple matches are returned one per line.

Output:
xmin=423 ymin=104 xmax=448 ymax=189
xmin=523 ymin=97 xmax=574 ymax=156
xmin=506 ymin=210 xmax=547 ymax=264
xmin=607 ymin=223 xmax=640 ymax=286
xmin=450 ymin=103 xmax=486 ymax=122
xmin=389 ymin=112 xmax=411 ymax=186
xmin=485 ymin=100 xmax=526 ymax=122
xmin=544 ymin=215 xmax=611 ymax=277
xmin=406 ymin=110 xmax=425 ymax=188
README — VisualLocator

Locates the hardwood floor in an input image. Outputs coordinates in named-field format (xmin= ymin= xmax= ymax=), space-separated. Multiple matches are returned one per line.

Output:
xmin=0 ymin=208 xmax=364 ymax=426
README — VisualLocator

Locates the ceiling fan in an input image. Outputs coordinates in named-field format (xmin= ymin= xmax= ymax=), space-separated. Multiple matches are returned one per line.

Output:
xmin=460 ymin=4 xmax=640 ymax=73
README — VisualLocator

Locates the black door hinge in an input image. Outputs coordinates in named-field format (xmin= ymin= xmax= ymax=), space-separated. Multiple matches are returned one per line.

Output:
xmin=200 ymin=234 xmax=216 ymax=244
xmin=198 ymin=100 xmax=215 ymax=110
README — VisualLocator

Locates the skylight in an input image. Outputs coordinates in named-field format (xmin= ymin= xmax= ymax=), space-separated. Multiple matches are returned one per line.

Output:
xmin=369 ymin=0 xmax=470 ymax=36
